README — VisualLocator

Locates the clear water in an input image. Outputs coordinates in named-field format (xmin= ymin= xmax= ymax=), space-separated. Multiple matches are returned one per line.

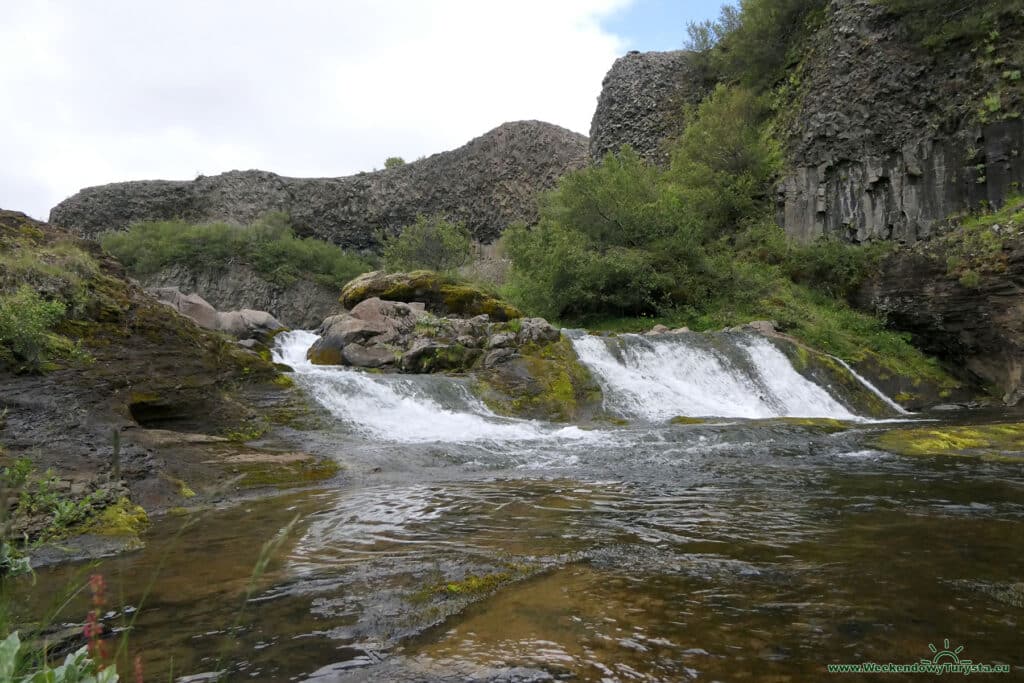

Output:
xmin=11 ymin=332 xmax=1022 ymax=682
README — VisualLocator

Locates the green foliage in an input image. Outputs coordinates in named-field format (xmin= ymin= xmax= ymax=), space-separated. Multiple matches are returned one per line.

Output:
xmin=505 ymin=85 xmax=779 ymax=320
xmin=100 ymin=213 xmax=372 ymax=289
xmin=382 ymin=215 xmax=473 ymax=272
xmin=875 ymin=0 xmax=1024 ymax=49
xmin=669 ymin=85 xmax=781 ymax=237
xmin=782 ymin=236 xmax=894 ymax=299
xmin=0 ymin=632 xmax=118 ymax=683
xmin=687 ymin=0 xmax=827 ymax=90
xmin=0 ymin=286 xmax=67 ymax=370
xmin=384 ymin=156 xmax=406 ymax=169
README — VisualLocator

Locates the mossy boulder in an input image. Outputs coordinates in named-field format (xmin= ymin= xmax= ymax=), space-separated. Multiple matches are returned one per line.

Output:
xmin=340 ymin=270 xmax=521 ymax=321
xmin=473 ymin=337 xmax=602 ymax=421
xmin=871 ymin=422 xmax=1024 ymax=461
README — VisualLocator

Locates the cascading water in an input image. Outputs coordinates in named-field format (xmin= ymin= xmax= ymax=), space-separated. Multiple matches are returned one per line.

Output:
xmin=273 ymin=330 xmax=593 ymax=445
xmin=568 ymin=331 xmax=860 ymax=420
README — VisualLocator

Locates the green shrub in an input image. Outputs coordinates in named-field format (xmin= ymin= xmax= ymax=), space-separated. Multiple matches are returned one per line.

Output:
xmin=687 ymin=0 xmax=827 ymax=90
xmin=382 ymin=215 xmax=473 ymax=272
xmin=384 ymin=156 xmax=406 ymax=169
xmin=0 ymin=286 xmax=67 ymax=370
xmin=669 ymin=85 xmax=781 ymax=238
xmin=100 ymin=213 xmax=372 ymax=289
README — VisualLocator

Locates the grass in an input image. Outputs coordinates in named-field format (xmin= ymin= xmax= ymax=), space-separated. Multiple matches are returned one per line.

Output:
xmin=99 ymin=212 xmax=373 ymax=289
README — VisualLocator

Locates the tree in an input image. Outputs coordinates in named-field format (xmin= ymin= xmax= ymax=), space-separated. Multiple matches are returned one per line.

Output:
xmin=382 ymin=215 xmax=473 ymax=272
xmin=384 ymin=156 xmax=406 ymax=169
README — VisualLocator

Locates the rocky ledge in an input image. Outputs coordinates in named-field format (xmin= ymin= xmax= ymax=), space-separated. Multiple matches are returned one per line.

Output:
xmin=49 ymin=121 xmax=589 ymax=249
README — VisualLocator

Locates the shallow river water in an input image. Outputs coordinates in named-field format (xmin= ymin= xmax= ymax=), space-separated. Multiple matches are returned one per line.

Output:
xmin=14 ymin=332 xmax=1024 ymax=681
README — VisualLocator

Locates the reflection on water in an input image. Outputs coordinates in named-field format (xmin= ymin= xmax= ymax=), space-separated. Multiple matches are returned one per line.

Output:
xmin=11 ymin=414 xmax=1023 ymax=681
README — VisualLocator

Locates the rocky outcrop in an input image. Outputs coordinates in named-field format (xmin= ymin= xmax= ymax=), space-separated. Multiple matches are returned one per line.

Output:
xmin=50 ymin=121 xmax=589 ymax=249
xmin=588 ymin=50 xmax=709 ymax=166
xmin=856 ymin=235 xmax=1024 ymax=404
xmin=778 ymin=0 xmax=1024 ymax=242
xmin=149 ymin=287 xmax=284 ymax=340
xmin=139 ymin=263 xmax=340 ymax=329
xmin=781 ymin=114 xmax=1024 ymax=244
xmin=340 ymin=270 xmax=522 ymax=321
xmin=307 ymin=295 xmax=555 ymax=373
xmin=0 ymin=210 xmax=321 ymax=552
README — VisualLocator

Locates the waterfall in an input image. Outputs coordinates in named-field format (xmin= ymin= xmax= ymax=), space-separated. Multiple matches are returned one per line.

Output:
xmin=272 ymin=331 xmax=593 ymax=445
xmin=569 ymin=331 xmax=860 ymax=421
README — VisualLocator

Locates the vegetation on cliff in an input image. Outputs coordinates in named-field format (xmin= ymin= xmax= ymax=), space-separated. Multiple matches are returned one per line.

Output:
xmin=99 ymin=212 xmax=373 ymax=289
xmin=502 ymin=79 xmax=949 ymax=388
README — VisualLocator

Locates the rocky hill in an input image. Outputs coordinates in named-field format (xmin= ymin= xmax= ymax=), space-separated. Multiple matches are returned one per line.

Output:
xmin=588 ymin=0 xmax=1024 ymax=245
xmin=49 ymin=121 xmax=588 ymax=249
xmin=588 ymin=50 xmax=709 ymax=165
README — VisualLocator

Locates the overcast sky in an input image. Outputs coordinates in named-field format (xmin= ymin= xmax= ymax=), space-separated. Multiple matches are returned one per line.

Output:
xmin=1 ymin=0 xmax=722 ymax=220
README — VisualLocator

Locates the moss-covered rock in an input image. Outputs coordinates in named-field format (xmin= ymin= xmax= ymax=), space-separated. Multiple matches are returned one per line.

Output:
xmin=669 ymin=416 xmax=707 ymax=425
xmin=340 ymin=270 xmax=521 ymax=321
xmin=872 ymin=422 xmax=1024 ymax=461
xmin=473 ymin=337 xmax=602 ymax=421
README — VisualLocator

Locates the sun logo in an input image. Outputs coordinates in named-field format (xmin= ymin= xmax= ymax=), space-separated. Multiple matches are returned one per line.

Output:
xmin=921 ymin=638 xmax=972 ymax=666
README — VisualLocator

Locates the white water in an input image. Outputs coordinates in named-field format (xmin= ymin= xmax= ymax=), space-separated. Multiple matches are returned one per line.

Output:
xmin=273 ymin=331 xmax=594 ymax=445
xmin=828 ymin=355 xmax=911 ymax=415
xmin=569 ymin=332 xmax=860 ymax=421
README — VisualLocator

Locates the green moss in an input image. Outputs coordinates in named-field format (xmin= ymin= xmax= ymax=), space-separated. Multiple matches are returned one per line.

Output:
xmin=410 ymin=563 xmax=535 ymax=604
xmin=670 ymin=416 xmax=708 ymax=425
xmin=768 ymin=417 xmax=851 ymax=433
xmin=475 ymin=338 xmax=602 ymax=421
xmin=84 ymin=497 xmax=149 ymax=536
xmin=872 ymin=422 xmax=1024 ymax=461
xmin=234 ymin=457 xmax=340 ymax=489
xmin=272 ymin=374 xmax=295 ymax=388
xmin=224 ymin=422 xmax=269 ymax=443
xmin=342 ymin=270 xmax=521 ymax=320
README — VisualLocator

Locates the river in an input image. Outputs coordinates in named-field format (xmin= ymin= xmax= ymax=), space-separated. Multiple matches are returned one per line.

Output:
xmin=14 ymin=330 xmax=1023 ymax=681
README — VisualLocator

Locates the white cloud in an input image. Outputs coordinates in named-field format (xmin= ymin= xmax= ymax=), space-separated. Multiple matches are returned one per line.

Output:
xmin=0 ymin=0 xmax=630 ymax=219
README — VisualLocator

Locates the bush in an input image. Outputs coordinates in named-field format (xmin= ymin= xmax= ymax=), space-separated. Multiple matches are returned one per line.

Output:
xmin=686 ymin=0 xmax=827 ymax=90
xmin=100 ymin=213 xmax=373 ymax=289
xmin=384 ymin=156 xmax=406 ymax=169
xmin=669 ymin=85 xmax=780 ymax=238
xmin=382 ymin=215 xmax=473 ymax=272
xmin=0 ymin=286 xmax=67 ymax=370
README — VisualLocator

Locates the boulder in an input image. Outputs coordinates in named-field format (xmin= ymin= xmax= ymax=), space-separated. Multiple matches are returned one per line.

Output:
xmin=150 ymin=287 xmax=283 ymax=339
xmin=150 ymin=287 xmax=219 ymax=330
xmin=215 ymin=309 xmax=285 ymax=340
xmin=515 ymin=318 xmax=561 ymax=345
xmin=645 ymin=324 xmax=670 ymax=336
xmin=342 ymin=343 xmax=397 ymax=368
xmin=340 ymin=271 xmax=521 ymax=321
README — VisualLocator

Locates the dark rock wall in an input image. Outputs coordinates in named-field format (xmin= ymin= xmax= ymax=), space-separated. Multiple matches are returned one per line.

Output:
xmin=588 ymin=50 xmax=708 ymax=166
xmin=779 ymin=0 xmax=1024 ymax=243
xmin=50 ymin=121 xmax=589 ymax=249
xmin=856 ymin=237 xmax=1024 ymax=404
xmin=780 ymin=120 xmax=1024 ymax=243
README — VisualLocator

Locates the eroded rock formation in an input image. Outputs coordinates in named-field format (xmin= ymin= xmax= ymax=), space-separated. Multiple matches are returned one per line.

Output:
xmin=588 ymin=50 xmax=708 ymax=165
xmin=49 ymin=121 xmax=589 ymax=249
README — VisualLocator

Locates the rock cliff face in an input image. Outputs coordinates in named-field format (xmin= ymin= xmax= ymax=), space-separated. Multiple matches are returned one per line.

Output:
xmin=778 ymin=0 xmax=1024 ymax=243
xmin=138 ymin=264 xmax=340 ymax=329
xmin=588 ymin=50 xmax=708 ymax=165
xmin=857 ymin=235 xmax=1024 ymax=404
xmin=50 ymin=121 xmax=588 ymax=249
